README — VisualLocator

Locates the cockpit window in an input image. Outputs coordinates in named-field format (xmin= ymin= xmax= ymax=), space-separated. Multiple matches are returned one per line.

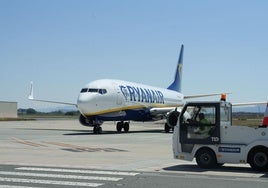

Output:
xmin=88 ymin=88 xmax=99 ymax=93
xmin=99 ymin=89 xmax=107 ymax=94
xmin=80 ymin=88 xmax=107 ymax=94
xmin=80 ymin=88 xmax=88 ymax=93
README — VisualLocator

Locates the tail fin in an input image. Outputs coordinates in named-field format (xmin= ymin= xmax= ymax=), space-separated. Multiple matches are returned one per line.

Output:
xmin=262 ymin=102 xmax=268 ymax=127
xmin=167 ymin=44 xmax=184 ymax=92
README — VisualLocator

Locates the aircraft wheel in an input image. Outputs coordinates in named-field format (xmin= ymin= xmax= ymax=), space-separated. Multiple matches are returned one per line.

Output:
xmin=196 ymin=148 xmax=216 ymax=169
xmin=249 ymin=149 xmax=268 ymax=171
xmin=217 ymin=163 xmax=224 ymax=167
xmin=93 ymin=126 xmax=102 ymax=134
xmin=93 ymin=127 xmax=97 ymax=134
xmin=98 ymin=127 xmax=102 ymax=134
xmin=123 ymin=122 xmax=129 ymax=133
xmin=116 ymin=122 xmax=123 ymax=133
xmin=164 ymin=123 xmax=170 ymax=133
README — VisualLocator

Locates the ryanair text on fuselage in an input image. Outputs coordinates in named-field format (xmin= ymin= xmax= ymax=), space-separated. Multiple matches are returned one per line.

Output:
xmin=119 ymin=85 xmax=164 ymax=104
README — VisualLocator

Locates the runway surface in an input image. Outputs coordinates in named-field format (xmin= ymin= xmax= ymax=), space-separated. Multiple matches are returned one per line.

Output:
xmin=0 ymin=119 xmax=267 ymax=187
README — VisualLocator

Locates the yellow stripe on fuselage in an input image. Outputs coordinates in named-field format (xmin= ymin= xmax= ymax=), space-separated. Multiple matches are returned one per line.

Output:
xmin=83 ymin=104 xmax=181 ymax=117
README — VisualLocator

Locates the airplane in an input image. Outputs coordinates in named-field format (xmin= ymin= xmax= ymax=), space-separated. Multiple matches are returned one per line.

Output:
xmin=28 ymin=45 xmax=236 ymax=134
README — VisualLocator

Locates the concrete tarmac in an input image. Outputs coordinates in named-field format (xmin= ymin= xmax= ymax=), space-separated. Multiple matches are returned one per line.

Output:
xmin=0 ymin=119 xmax=184 ymax=171
xmin=0 ymin=119 xmax=264 ymax=174
xmin=1 ymin=119 xmax=268 ymax=187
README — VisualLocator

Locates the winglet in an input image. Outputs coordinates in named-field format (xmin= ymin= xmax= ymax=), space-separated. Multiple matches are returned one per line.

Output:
xmin=167 ymin=44 xmax=184 ymax=92
xmin=28 ymin=81 xmax=34 ymax=100
xmin=262 ymin=102 xmax=268 ymax=127
xmin=27 ymin=81 xmax=76 ymax=106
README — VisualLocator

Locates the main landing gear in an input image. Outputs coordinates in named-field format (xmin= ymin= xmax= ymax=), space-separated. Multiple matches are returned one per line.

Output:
xmin=116 ymin=121 xmax=130 ymax=133
xmin=92 ymin=121 xmax=130 ymax=134
xmin=93 ymin=125 xmax=102 ymax=134
xmin=164 ymin=123 xmax=174 ymax=133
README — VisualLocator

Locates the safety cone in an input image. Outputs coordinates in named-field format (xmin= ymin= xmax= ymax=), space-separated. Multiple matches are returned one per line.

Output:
xmin=262 ymin=102 xmax=268 ymax=127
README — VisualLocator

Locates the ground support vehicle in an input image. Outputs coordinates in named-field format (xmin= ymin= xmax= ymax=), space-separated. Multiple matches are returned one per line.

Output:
xmin=171 ymin=99 xmax=268 ymax=171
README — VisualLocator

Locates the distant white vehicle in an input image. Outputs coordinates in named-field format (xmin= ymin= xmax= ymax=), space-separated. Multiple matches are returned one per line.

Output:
xmin=29 ymin=45 xmax=225 ymax=134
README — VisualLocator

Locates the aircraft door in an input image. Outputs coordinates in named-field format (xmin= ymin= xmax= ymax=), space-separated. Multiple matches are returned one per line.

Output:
xmin=116 ymin=86 xmax=125 ymax=106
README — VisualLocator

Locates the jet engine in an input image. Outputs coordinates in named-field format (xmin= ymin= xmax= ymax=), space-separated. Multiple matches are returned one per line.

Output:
xmin=79 ymin=114 xmax=103 ymax=127
xmin=79 ymin=114 xmax=93 ymax=127
xmin=166 ymin=109 xmax=180 ymax=128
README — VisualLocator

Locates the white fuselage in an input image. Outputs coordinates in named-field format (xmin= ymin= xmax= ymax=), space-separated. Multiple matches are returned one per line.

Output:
xmin=77 ymin=79 xmax=184 ymax=121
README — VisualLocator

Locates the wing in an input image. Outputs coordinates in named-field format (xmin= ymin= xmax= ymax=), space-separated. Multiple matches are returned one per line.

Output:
xmin=28 ymin=82 xmax=77 ymax=106
xmin=150 ymin=106 xmax=183 ymax=116
xmin=232 ymin=101 xmax=267 ymax=106
xmin=184 ymin=92 xmax=232 ymax=99
xmin=150 ymin=92 xmax=229 ymax=116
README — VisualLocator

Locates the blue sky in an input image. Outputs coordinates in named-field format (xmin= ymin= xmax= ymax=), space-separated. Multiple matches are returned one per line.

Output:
xmin=0 ymin=0 xmax=268 ymax=110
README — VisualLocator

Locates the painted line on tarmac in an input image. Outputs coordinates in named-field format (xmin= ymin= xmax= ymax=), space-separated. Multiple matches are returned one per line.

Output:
xmin=0 ymin=171 xmax=122 ymax=181
xmin=0 ymin=185 xmax=38 ymax=188
xmin=11 ymin=137 xmax=47 ymax=147
xmin=0 ymin=177 xmax=103 ymax=187
xmin=16 ymin=167 xmax=140 ymax=176
xmin=43 ymin=141 xmax=128 ymax=152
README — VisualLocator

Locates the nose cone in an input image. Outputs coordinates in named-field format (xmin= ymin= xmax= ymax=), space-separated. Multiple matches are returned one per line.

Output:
xmin=77 ymin=93 xmax=94 ymax=115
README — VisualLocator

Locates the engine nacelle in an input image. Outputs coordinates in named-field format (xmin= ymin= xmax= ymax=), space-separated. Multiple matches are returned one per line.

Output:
xmin=79 ymin=114 xmax=93 ymax=127
xmin=166 ymin=110 xmax=180 ymax=128
xmin=79 ymin=114 xmax=104 ymax=127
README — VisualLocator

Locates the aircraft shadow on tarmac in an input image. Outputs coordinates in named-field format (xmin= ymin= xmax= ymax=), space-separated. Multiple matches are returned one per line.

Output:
xmin=17 ymin=128 xmax=170 ymax=136
xmin=163 ymin=164 xmax=268 ymax=178
xmin=64 ymin=129 xmax=170 ymax=136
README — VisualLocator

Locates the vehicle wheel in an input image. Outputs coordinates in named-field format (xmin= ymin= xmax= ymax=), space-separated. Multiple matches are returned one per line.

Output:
xmin=196 ymin=148 xmax=216 ymax=169
xmin=116 ymin=122 xmax=123 ymax=133
xmin=249 ymin=149 xmax=268 ymax=171
xmin=123 ymin=122 xmax=129 ymax=132
xmin=164 ymin=123 xmax=170 ymax=133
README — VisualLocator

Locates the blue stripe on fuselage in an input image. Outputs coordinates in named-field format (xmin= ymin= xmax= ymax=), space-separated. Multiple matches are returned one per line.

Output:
xmin=90 ymin=108 xmax=153 ymax=122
